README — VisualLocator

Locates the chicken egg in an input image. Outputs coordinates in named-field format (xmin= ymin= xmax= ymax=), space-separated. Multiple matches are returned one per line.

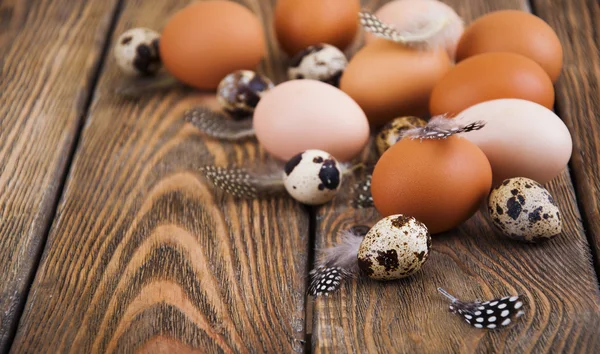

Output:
xmin=430 ymin=52 xmax=555 ymax=117
xmin=488 ymin=177 xmax=561 ymax=243
xmin=253 ymin=80 xmax=370 ymax=162
xmin=358 ymin=214 xmax=431 ymax=280
xmin=455 ymin=99 xmax=572 ymax=186
xmin=283 ymin=150 xmax=343 ymax=205
xmin=160 ymin=1 xmax=266 ymax=90
xmin=457 ymin=10 xmax=563 ymax=82
xmin=371 ymin=136 xmax=492 ymax=234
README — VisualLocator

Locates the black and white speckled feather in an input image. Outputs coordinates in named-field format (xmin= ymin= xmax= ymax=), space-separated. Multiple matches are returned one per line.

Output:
xmin=438 ymin=288 xmax=526 ymax=329
xmin=403 ymin=115 xmax=486 ymax=140
xmin=359 ymin=11 xmax=452 ymax=50
xmin=352 ymin=173 xmax=373 ymax=209
xmin=309 ymin=226 xmax=370 ymax=296
xmin=184 ymin=106 xmax=256 ymax=140
xmin=199 ymin=165 xmax=285 ymax=199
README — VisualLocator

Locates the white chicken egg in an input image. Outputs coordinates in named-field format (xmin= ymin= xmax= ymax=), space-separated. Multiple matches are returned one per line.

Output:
xmin=283 ymin=149 xmax=343 ymax=205
xmin=358 ymin=214 xmax=431 ymax=280
xmin=287 ymin=44 xmax=348 ymax=87
xmin=488 ymin=177 xmax=561 ymax=243
xmin=114 ymin=28 xmax=161 ymax=76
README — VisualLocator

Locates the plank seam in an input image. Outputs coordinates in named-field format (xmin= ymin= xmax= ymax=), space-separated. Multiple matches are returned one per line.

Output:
xmin=4 ymin=0 xmax=126 ymax=351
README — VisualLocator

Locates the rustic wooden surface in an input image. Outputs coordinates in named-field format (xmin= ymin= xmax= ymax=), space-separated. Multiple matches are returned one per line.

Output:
xmin=10 ymin=0 xmax=310 ymax=353
xmin=0 ymin=0 xmax=119 ymax=351
xmin=530 ymin=0 xmax=600 ymax=273
xmin=0 ymin=0 xmax=598 ymax=352
xmin=312 ymin=0 xmax=600 ymax=353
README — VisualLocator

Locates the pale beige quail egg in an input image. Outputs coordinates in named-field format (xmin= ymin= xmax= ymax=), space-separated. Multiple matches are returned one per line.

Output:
xmin=488 ymin=177 xmax=561 ymax=242
xmin=217 ymin=70 xmax=274 ymax=119
xmin=376 ymin=116 xmax=427 ymax=156
xmin=358 ymin=214 xmax=431 ymax=280
xmin=283 ymin=149 xmax=342 ymax=205
xmin=114 ymin=28 xmax=161 ymax=76
xmin=287 ymin=44 xmax=348 ymax=87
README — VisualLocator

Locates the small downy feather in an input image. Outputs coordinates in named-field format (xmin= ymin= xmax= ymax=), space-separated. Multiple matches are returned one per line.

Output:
xmin=438 ymin=288 xmax=526 ymax=329
xmin=309 ymin=226 xmax=370 ymax=296
xmin=403 ymin=115 xmax=486 ymax=140
xmin=114 ymin=72 xmax=181 ymax=98
xmin=359 ymin=11 xmax=452 ymax=50
xmin=199 ymin=165 xmax=286 ymax=199
xmin=184 ymin=106 xmax=256 ymax=140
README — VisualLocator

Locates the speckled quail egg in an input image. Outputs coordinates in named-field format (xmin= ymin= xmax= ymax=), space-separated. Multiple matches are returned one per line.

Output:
xmin=217 ymin=70 xmax=274 ymax=119
xmin=376 ymin=116 xmax=428 ymax=155
xmin=283 ymin=149 xmax=343 ymax=205
xmin=287 ymin=44 xmax=348 ymax=87
xmin=488 ymin=177 xmax=561 ymax=242
xmin=358 ymin=214 xmax=431 ymax=280
xmin=114 ymin=28 xmax=161 ymax=76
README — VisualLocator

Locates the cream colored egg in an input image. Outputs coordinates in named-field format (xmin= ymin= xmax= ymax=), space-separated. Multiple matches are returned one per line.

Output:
xmin=358 ymin=215 xmax=430 ymax=280
xmin=456 ymin=99 xmax=572 ymax=186
xmin=283 ymin=150 xmax=343 ymax=205
xmin=488 ymin=177 xmax=561 ymax=242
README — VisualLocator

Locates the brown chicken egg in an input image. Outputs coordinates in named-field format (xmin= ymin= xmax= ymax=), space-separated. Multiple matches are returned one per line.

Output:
xmin=371 ymin=136 xmax=492 ymax=234
xmin=456 ymin=10 xmax=563 ymax=82
xmin=160 ymin=1 xmax=266 ymax=90
xmin=429 ymin=52 xmax=554 ymax=117
xmin=274 ymin=0 xmax=360 ymax=57
xmin=340 ymin=38 xmax=451 ymax=127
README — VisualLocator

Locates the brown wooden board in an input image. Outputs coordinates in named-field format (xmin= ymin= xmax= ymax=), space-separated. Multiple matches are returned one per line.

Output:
xmin=0 ymin=0 xmax=120 ymax=351
xmin=530 ymin=0 xmax=600 ymax=274
xmin=312 ymin=0 xmax=600 ymax=352
xmin=11 ymin=0 xmax=310 ymax=352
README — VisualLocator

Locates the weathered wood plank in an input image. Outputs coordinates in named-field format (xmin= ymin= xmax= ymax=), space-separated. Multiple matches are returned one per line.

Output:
xmin=312 ymin=0 xmax=600 ymax=352
xmin=11 ymin=0 xmax=309 ymax=352
xmin=530 ymin=0 xmax=600 ymax=274
xmin=0 ymin=0 xmax=120 ymax=351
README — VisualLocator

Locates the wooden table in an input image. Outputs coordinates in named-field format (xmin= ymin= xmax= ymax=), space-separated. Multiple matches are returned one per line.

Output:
xmin=1 ymin=0 xmax=599 ymax=352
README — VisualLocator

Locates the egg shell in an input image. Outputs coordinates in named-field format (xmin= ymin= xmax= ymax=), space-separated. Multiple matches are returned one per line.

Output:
xmin=114 ymin=28 xmax=161 ymax=76
xmin=159 ymin=1 xmax=266 ymax=89
xmin=429 ymin=52 xmax=555 ymax=117
xmin=365 ymin=0 xmax=464 ymax=59
xmin=341 ymin=38 xmax=451 ymax=127
xmin=254 ymin=80 xmax=370 ymax=162
xmin=376 ymin=116 xmax=427 ymax=156
xmin=274 ymin=0 xmax=360 ymax=56
xmin=455 ymin=99 xmax=572 ymax=186
xmin=287 ymin=44 xmax=348 ymax=87
xmin=357 ymin=214 xmax=431 ymax=281
xmin=371 ymin=136 xmax=492 ymax=234
xmin=283 ymin=150 xmax=342 ymax=205
xmin=488 ymin=177 xmax=561 ymax=242
xmin=456 ymin=10 xmax=563 ymax=82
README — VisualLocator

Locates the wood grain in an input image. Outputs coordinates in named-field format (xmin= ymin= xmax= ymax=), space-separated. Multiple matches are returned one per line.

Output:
xmin=312 ymin=0 xmax=600 ymax=352
xmin=0 ymin=0 xmax=119 ymax=351
xmin=530 ymin=0 xmax=600 ymax=274
xmin=11 ymin=0 xmax=310 ymax=352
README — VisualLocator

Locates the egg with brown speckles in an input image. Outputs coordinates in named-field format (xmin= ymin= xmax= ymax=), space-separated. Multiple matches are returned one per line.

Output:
xmin=217 ymin=70 xmax=274 ymax=119
xmin=283 ymin=149 xmax=343 ymax=205
xmin=376 ymin=116 xmax=427 ymax=156
xmin=358 ymin=215 xmax=431 ymax=280
xmin=488 ymin=177 xmax=561 ymax=243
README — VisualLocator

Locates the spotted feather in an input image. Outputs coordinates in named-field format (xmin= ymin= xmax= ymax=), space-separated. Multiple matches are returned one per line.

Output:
xmin=403 ymin=115 xmax=486 ymax=140
xmin=184 ymin=106 xmax=256 ymax=140
xmin=438 ymin=288 xmax=526 ymax=329
xmin=199 ymin=165 xmax=285 ymax=199
xmin=352 ymin=173 xmax=373 ymax=209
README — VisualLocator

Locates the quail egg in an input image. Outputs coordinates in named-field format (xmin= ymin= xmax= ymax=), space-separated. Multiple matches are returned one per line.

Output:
xmin=283 ymin=149 xmax=343 ymax=205
xmin=114 ymin=28 xmax=161 ymax=76
xmin=488 ymin=177 xmax=561 ymax=242
xmin=376 ymin=116 xmax=428 ymax=155
xmin=358 ymin=214 xmax=431 ymax=280
xmin=217 ymin=70 xmax=274 ymax=119
xmin=287 ymin=44 xmax=348 ymax=87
